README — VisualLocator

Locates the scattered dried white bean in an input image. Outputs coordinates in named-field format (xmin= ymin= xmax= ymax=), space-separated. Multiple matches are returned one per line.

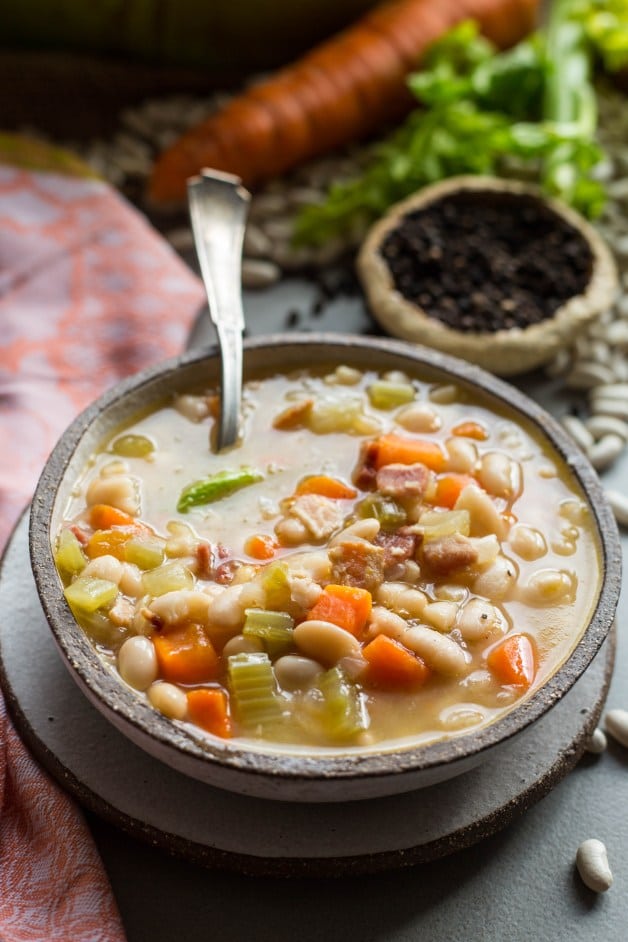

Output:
xmin=588 ymin=433 xmax=625 ymax=470
xmin=243 ymin=223 xmax=272 ymax=258
xmin=590 ymin=398 xmax=628 ymax=421
xmin=605 ymin=708 xmax=628 ymax=747
xmin=561 ymin=415 xmax=594 ymax=452
xmin=605 ymin=488 xmax=628 ymax=527
xmin=586 ymin=415 xmax=628 ymax=441
xmin=576 ymin=839 xmax=613 ymax=893
xmin=241 ymin=258 xmax=281 ymax=289
xmin=584 ymin=727 xmax=607 ymax=754
xmin=565 ymin=362 xmax=617 ymax=389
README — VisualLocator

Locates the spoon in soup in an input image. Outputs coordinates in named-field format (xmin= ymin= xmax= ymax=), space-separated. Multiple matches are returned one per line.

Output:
xmin=187 ymin=169 xmax=251 ymax=451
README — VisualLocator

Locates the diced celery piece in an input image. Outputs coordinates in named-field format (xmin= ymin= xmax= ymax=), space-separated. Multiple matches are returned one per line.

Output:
xmin=308 ymin=398 xmax=381 ymax=436
xmin=243 ymin=609 xmax=294 ymax=659
xmin=418 ymin=509 xmax=471 ymax=540
xmin=261 ymin=561 xmax=292 ymax=611
xmin=124 ymin=537 xmax=165 ymax=570
xmin=142 ymin=560 xmax=194 ymax=596
xmin=315 ymin=668 xmax=368 ymax=742
xmin=64 ymin=577 xmax=118 ymax=614
xmin=359 ymin=493 xmax=407 ymax=530
xmin=54 ymin=529 xmax=86 ymax=578
xmin=111 ymin=434 xmax=154 ymax=458
xmin=367 ymin=381 xmax=415 ymax=410
xmin=227 ymin=652 xmax=283 ymax=731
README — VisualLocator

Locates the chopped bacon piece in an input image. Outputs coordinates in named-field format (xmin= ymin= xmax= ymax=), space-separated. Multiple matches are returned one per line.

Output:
xmin=214 ymin=560 xmax=240 ymax=585
xmin=375 ymin=529 xmax=418 ymax=572
xmin=421 ymin=534 xmax=478 ymax=575
xmin=70 ymin=524 xmax=90 ymax=546
xmin=272 ymin=399 xmax=314 ymax=430
xmin=196 ymin=542 xmax=213 ymax=577
xmin=329 ymin=540 xmax=385 ymax=592
xmin=375 ymin=462 xmax=430 ymax=499
xmin=352 ymin=440 xmax=380 ymax=490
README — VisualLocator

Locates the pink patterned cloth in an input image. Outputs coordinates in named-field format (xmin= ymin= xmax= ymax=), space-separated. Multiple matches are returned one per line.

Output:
xmin=0 ymin=165 xmax=204 ymax=940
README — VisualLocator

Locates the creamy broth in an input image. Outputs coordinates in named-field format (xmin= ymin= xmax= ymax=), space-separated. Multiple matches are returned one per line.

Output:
xmin=54 ymin=365 xmax=601 ymax=752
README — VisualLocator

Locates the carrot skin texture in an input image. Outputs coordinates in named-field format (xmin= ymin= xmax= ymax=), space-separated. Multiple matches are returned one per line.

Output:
xmin=148 ymin=0 xmax=539 ymax=205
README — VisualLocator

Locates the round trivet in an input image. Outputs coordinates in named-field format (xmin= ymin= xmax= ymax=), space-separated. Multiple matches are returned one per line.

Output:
xmin=0 ymin=511 xmax=615 ymax=877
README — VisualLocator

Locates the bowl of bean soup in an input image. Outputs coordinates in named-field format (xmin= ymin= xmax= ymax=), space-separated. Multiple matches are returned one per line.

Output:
xmin=29 ymin=334 xmax=621 ymax=801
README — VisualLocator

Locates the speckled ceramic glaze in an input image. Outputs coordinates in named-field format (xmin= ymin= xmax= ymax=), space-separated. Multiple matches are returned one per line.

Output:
xmin=29 ymin=334 xmax=622 ymax=802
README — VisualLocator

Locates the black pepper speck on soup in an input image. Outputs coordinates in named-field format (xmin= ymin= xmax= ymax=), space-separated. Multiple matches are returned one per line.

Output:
xmin=380 ymin=190 xmax=594 ymax=333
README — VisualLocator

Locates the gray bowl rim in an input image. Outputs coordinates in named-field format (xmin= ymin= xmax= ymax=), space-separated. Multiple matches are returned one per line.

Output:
xmin=29 ymin=332 xmax=622 ymax=787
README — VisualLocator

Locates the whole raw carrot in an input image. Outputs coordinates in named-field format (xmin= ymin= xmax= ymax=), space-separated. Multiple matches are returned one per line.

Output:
xmin=148 ymin=0 xmax=539 ymax=206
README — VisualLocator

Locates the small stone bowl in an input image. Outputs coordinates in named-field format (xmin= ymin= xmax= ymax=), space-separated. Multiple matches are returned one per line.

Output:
xmin=358 ymin=176 xmax=618 ymax=376
xmin=29 ymin=334 xmax=622 ymax=802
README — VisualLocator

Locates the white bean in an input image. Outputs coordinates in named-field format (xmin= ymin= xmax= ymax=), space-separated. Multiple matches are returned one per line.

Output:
xmin=508 ymin=524 xmax=547 ymax=561
xmin=477 ymin=452 xmax=521 ymax=499
xmin=294 ymin=619 xmax=362 ymax=665
xmin=586 ymin=415 xmax=628 ymax=441
xmin=368 ymin=607 xmax=469 ymax=676
xmin=82 ymin=555 xmax=123 ymax=584
xmin=584 ymin=728 xmax=607 ymax=754
xmin=561 ymin=415 xmax=594 ymax=452
xmin=523 ymin=569 xmax=575 ymax=606
xmin=376 ymin=582 xmax=428 ymax=618
xmin=274 ymin=655 xmax=323 ymax=691
xmin=457 ymin=598 xmax=502 ymax=642
xmin=119 ymin=563 xmax=143 ymax=598
xmin=588 ymin=433 xmax=624 ymax=470
xmin=604 ymin=708 xmax=628 ymax=747
xmin=473 ymin=555 xmax=518 ymax=600
xmin=576 ymin=839 xmax=613 ymax=893
xmin=330 ymin=518 xmax=380 ymax=545
xmin=149 ymin=590 xmax=211 ymax=626
xmin=396 ymin=402 xmax=442 ymax=433
xmin=422 ymin=601 xmax=458 ymax=632
xmin=148 ymin=682 xmax=188 ymax=720
xmin=118 ymin=636 xmax=158 ymax=691
xmin=455 ymin=485 xmax=508 ymax=539
xmin=86 ymin=474 xmax=139 ymax=515
xmin=222 ymin=634 xmax=264 ymax=657
xmin=429 ymin=384 xmax=458 ymax=404
xmin=445 ymin=437 xmax=478 ymax=474
xmin=605 ymin=488 xmax=628 ymax=527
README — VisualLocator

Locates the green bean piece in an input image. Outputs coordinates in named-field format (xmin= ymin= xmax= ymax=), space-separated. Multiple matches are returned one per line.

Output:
xmin=64 ymin=577 xmax=118 ymax=614
xmin=243 ymin=609 xmax=295 ymax=659
xmin=177 ymin=467 xmax=264 ymax=513
xmin=111 ymin=434 xmax=154 ymax=458
xmin=54 ymin=529 xmax=87 ymax=578
xmin=227 ymin=652 xmax=283 ymax=732
xmin=367 ymin=381 xmax=415 ymax=410
xmin=359 ymin=493 xmax=407 ymax=530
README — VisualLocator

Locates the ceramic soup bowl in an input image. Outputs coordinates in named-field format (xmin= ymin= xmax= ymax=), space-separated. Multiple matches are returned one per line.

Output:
xmin=29 ymin=334 xmax=621 ymax=801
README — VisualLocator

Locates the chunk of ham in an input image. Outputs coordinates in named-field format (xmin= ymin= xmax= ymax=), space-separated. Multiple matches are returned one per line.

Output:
xmin=352 ymin=440 xmax=379 ymax=490
xmin=375 ymin=462 xmax=430 ymax=498
xmin=329 ymin=539 xmax=385 ymax=592
xmin=375 ymin=529 xmax=418 ymax=571
xmin=421 ymin=534 xmax=479 ymax=575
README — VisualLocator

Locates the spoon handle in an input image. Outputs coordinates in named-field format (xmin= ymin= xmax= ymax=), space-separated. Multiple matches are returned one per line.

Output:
xmin=187 ymin=169 xmax=251 ymax=451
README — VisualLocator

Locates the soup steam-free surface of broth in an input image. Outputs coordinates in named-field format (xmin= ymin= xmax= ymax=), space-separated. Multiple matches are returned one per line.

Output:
xmin=54 ymin=364 xmax=601 ymax=755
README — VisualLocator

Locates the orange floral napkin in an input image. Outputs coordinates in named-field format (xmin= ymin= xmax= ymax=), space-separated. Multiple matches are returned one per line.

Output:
xmin=0 ymin=155 xmax=204 ymax=940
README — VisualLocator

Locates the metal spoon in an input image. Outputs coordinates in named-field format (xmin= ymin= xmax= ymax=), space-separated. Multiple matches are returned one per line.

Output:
xmin=187 ymin=169 xmax=251 ymax=452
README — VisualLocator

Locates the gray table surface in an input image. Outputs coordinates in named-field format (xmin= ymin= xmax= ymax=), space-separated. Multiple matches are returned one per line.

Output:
xmin=83 ymin=279 xmax=628 ymax=941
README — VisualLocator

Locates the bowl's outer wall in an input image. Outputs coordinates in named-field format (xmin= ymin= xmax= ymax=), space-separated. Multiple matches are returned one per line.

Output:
xmin=29 ymin=334 xmax=623 ymax=801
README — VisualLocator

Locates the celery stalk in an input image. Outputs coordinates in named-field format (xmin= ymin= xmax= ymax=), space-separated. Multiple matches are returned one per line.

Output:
xmin=124 ymin=536 xmax=165 ymax=570
xmin=64 ymin=577 xmax=118 ymax=613
xmin=315 ymin=668 xmax=368 ymax=742
xmin=54 ymin=529 xmax=87 ymax=578
xmin=142 ymin=560 xmax=194 ymax=596
xmin=227 ymin=652 xmax=283 ymax=731
xmin=261 ymin=562 xmax=292 ymax=611
xmin=418 ymin=509 xmax=471 ymax=539
xmin=243 ymin=609 xmax=294 ymax=658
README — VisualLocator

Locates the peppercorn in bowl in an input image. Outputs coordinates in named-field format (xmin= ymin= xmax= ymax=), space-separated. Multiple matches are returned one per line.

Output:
xmin=358 ymin=176 xmax=618 ymax=375
xmin=29 ymin=334 xmax=621 ymax=801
